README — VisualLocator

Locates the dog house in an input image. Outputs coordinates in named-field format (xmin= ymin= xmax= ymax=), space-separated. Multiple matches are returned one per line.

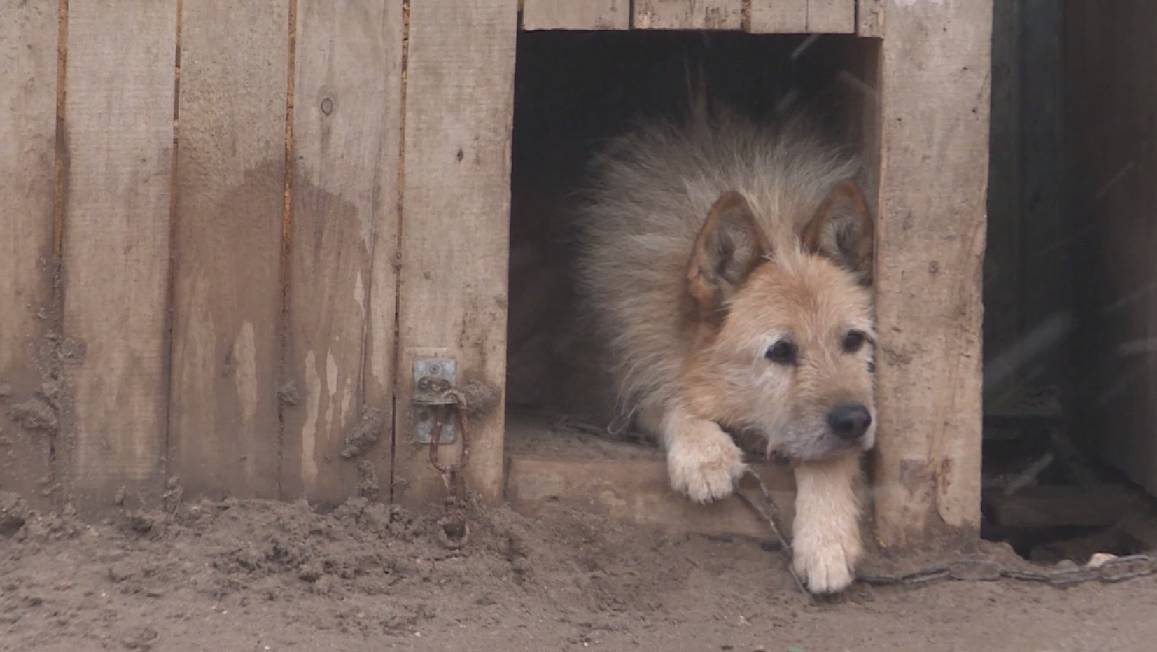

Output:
xmin=0 ymin=1 xmax=991 ymax=550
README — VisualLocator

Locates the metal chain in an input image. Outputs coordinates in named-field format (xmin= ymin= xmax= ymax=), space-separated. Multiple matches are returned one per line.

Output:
xmin=427 ymin=389 xmax=471 ymax=550
xmin=736 ymin=469 xmax=811 ymax=596
xmin=738 ymin=469 xmax=1157 ymax=591
xmin=857 ymin=553 xmax=1157 ymax=588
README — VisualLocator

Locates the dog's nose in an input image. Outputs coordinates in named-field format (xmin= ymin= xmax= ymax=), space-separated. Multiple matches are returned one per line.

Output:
xmin=828 ymin=403 xmax=872 ymax=441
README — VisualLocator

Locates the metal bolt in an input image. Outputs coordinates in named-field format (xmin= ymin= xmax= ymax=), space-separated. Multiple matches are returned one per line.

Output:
xmin=429 ymin=363 xmax=442 ymax=375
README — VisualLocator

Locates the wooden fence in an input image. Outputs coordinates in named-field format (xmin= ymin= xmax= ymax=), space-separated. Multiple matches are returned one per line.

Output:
xmin=1 ymin=0 xmax=990 ymax=548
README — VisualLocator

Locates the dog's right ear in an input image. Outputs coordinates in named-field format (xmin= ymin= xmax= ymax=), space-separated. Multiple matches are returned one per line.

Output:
xmin=686 ymin=191 xmax=770 ymax=324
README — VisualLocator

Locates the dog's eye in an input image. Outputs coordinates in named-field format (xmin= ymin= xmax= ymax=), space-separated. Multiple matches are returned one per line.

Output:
xmin=842 ymin=330 xmax=867 ymax=354
xmin=765 ymin=340 xmax=797 ymax=365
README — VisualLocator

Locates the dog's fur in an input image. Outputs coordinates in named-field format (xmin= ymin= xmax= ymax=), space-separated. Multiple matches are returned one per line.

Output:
xmin=576 ymin=106 xmax=876 ymax=594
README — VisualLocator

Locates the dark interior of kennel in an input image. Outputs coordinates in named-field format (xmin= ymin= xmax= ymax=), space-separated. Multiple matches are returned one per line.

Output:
xmin=981 ymin=0 xmax=1157 ymax=562
xmin=505 ymin=30 xmax=880 ymax=437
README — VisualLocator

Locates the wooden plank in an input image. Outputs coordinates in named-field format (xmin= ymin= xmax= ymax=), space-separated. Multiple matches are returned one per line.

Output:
xmin=633 ymin=0 xmax=742 ymax=30
xmin=282 ymin=0 xmax=404 ymax=505
xmin=807 ymin=0 xmax=855 ymax=33
xmin=1064 ymin=1 xmax=1157 ymax=496
xmin=983 ymin=0 xmax=1023 ymax=404
xmin=1018 ymin=0 xmax=1067 ymax=394
xmin=62 ymin=0 xmax=177 ymax=509
xmin=168 ymin=1 xmax=288 ymax=501
xmin=872 ymin=0 xmax=991 ymax=546
xmin=0 ymin=0 xmax=58 ymax=507
xmin=749 ymin=0 xmax=807 ymax=33
xmin=987 ymin=484 xmax=1148 ymax=529
xmin=508 ymin=457 xmax=795 ymax=538
xmin=856 ymin=0 xmax=884 ymax=37
xmin=394 ymin=0 xmax=516 ymax=505
xmin=522 ymin=0 xmax=629 ymax=30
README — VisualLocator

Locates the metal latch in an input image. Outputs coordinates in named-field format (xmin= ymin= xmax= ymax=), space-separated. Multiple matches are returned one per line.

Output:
xmin=413 ymin=357 xmax=457 ymax=444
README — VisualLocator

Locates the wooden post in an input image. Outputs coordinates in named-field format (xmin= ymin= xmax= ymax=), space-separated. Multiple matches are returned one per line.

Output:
xmin=62 ymin=0 xmax=178 ymax=510
xmin=0 ymin=1 xmax=58 ymax=508
xmin=169 ymin=0 xmax=288 ymax=500
xmin=281 ymin=0 xmax=404 ymax=505
xmin=393 ymin=0 xmax=516 ymax=505
xmin=871 ymin=0 xmax=991 ymax=546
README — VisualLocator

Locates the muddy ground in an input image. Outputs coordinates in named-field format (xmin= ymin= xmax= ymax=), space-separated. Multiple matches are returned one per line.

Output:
xmin=3 ymin=493 xmax=1157 ymax=652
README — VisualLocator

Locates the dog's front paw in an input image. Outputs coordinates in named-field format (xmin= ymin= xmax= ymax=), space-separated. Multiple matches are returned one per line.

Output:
xmin=791 ymin=527 xmax=861 ymax=594
xmin=666 ymin=423 xmax=745 ymax=503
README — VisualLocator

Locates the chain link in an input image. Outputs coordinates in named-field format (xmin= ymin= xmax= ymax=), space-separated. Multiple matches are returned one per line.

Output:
xmin=857 ymin=554 xmax=1157 ymax=588
xmin=426 ymin=389 xmax=472 ymax=550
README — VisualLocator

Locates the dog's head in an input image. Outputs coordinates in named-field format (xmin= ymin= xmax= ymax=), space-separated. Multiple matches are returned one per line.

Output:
xmin=681 ymin=182 xmax=876 ymax=461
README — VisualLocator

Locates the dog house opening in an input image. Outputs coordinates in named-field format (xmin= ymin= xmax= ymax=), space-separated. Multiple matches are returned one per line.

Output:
xmin=980 ymin=0 xmax=1157 ymax=564
xmin=504 ymin=30 xmax=881 ymax=472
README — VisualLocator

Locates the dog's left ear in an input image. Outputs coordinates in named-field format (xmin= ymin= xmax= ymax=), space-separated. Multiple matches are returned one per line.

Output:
xmin=802 ymin=180 xmax=874 ymax=284
xmin=686 ymin=191 xmax=771 ymax=324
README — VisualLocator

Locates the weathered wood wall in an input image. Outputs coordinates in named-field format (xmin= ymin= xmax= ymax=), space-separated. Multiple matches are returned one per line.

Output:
xmin=62 ymin=0 xmax=178 ymax=510
xmin=984 ymin=0 xmax=1069 ymax=413
xmin=0 ymin=0 xmax=58 ymax=509
xmin=1 ymin=0 xmax=991 ymax=551
xmin=0 ymin=0 xmax=411 ymax=511
xmin=170 ymin=0 xmax=287 ymax=501
xmin=1065 ymin=0 xmax=1157 ymax=496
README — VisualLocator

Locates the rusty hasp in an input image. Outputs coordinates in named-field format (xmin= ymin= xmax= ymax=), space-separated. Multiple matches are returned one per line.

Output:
xmin=414 ymin=357 xmax=501 ymax=551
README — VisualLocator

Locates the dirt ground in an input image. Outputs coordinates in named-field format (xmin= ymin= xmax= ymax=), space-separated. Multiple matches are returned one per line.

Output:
xmin=2 ymin=493 xmax=1157 ymax=652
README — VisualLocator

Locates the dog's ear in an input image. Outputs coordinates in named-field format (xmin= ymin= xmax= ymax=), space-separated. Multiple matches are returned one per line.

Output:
xmin=802 ymin=180 xmax=874 ymax=284
xmin=686 ymin=191 xmax=770 ymax=323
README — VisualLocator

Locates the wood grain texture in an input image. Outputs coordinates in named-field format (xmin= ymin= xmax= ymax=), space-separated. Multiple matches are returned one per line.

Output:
xmin=871 ymin=0 xmax=991 ymax=545
xmin=748 ymin=0 xmax=807 ymax=33
xmin=1017 ymin=0 xmax=1066 ymax=393
xmin=1064 ymin=1 xmax=1157 ymax=496
xmin=983 ymin=0 xmax=1023 ymax=400
xmin=62 ymin=0 xmax=177 ymax=508
xmin=394 ymin=0 xmax=516 ymax=504
xmin=522 ymin=0 xmax=629 ymax=30
xmin=633 ymin=0 xmax=742 ymax=30
xmin=806 ymin=0 xmax=855 ymax=33
xmin=0 ymin=0 xmax=58 ymax=507
xmin=507 ymin=457 xmax=795 ymax=538
xmin=169 ymin=0 xmax=288 ymax=500
xmin=282 ymin=0 xmax=404 ymax=505
xmin=857 ymin=0 xmax=885 ymax=37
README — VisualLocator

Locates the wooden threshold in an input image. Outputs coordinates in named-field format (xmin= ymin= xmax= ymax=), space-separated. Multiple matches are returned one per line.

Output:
xmin=503 ymin=412 xmax=796 ymax=538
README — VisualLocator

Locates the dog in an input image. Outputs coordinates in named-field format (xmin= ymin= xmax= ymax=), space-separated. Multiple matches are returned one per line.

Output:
xmin=576 ymin=104 xmax=876 ymax=594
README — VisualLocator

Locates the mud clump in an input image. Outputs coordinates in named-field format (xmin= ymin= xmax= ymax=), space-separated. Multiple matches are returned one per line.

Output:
xmin=8 ymin=397 xmax=57 ymax=433
xmin=0 ymin=491 xmax=27 ymax=537
xmin=339 ymin=407 xmax=386 ymax=459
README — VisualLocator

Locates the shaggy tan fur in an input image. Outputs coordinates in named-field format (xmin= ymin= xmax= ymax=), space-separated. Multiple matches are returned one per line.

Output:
xmin=577 ymin=107 xmax=876 ymax=593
